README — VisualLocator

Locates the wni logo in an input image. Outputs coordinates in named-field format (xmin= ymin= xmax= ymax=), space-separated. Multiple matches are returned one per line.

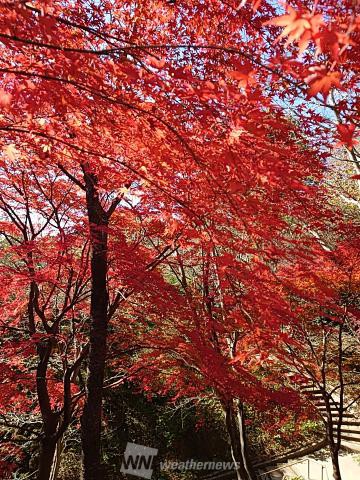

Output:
xmin=120 ymin=442 xmax=158 ymax=479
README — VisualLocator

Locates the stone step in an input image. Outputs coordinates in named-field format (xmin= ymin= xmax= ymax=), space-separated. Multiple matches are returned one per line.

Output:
xmin=342 ymin=440 xmax=360 ymax=452
xmin=324 ymin=413 xmax=354 ymax=418
xmin=317 ymin=406 xmax=340 ymax=412
xmin=315 ymin=406 xmax=340 ymax=412
xmin=309 ymin=396 xmax=340 ymax=404
xmin=340 ymin=435 xmax=360 ymax=443
xmin=335 ymin=428 xmax=360 ymax=435
xmin=312 ymin=399 xmax=338 ymax=404
xmin=300 ymin=387 xmax=322 ymax=393
xmin=342 ymin=420 xmax=360 ymax=426
xmin=324 ymin=417 xmax=355 ymax=422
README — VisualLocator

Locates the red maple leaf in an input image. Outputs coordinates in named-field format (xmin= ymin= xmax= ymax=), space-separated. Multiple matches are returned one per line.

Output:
xmin=227 ymin=66 xmax=256 ymax=88
xmin=336 ymin=123 xmax=359 ymax=148
xmin=0 ymin=88 xmax=12 ymax=109
xmin=305 ymin=67 xmax=342 ymax=99
xmin=265 ymin=5 xmax=324 ymax=54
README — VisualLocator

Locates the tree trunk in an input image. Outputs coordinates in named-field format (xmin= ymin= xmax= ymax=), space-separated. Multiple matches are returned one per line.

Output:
xmin=80 ymin=168 xmax=109 ymax=480
xmin=330 ymin=448 xmax=342 ymax=480
xmin=327 ymin=424 xmax=342 ymax=480
xmin=324 ymin=397 xmax=342 ymax=480
xmin=36 ymin=340 xmax=59 ymax=480
xmin=38 ymin=437 xmax=57 ymax=480
xmin=330 ymin=323 xmax=344 ymax=480
xmin=224 ymin=400 xmax=256 ymax=480
xmin=49 ymin=435 xmax=64 ymax=480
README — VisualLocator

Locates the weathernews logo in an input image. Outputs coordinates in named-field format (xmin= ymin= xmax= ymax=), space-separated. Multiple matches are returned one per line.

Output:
xmin=120 ymin=441 xmax=240 ymax=478
xmin=120 ymin=442 xmax=158 ymax=479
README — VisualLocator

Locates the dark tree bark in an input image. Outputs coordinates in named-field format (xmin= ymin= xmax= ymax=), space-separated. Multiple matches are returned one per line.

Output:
xmin=36 ymin=341 xmax=59 ymax=480
xmin=324 ymin=400 xmax=342 ymax=480
xmin=80 ymin=166 xmax=110 ymax=480
xmin=224 ymin=400 xmax=256 ymax=480
xmin=329 ymin=447 xmax=342 ymax=480
xmin=38 ymin=437 xmax=58 ymax=480
xmin=49 ymin=435 xmax=64 ymax=480
xmin=321 ymin=323 xmax=344 ymax=480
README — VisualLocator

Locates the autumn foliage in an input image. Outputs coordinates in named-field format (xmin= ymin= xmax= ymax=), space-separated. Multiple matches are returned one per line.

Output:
xmin=0 ymin=1 xmax=359 ymax=480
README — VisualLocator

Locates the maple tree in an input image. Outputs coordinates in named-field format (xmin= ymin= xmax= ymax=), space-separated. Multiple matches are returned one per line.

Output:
xmin=0 ymin=1 xmax=358 ymax=480
xmin=0 ymin=160 xmax=181 ymax=479
xmin=275 ymin=228 xmax=360 ymax=480
xmin=112 ymin=244 xmax=308 ymax=480
xmin=0 ymin=163 xmax=90 ymax=478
